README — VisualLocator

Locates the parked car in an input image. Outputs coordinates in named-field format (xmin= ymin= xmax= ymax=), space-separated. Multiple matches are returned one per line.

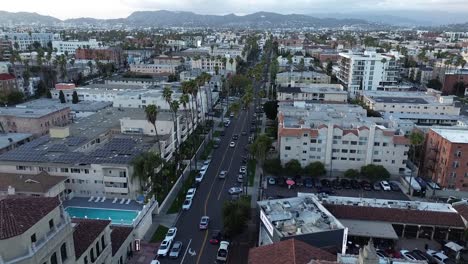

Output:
xmin=165 ymin=227 xmax=177 ymax=241
xmin=239 ymin=166 xmax=247 ymax=174
xmin=229 ymin=141 xmax=236 ymax=148
xmin=157 ymin=238 xmax=173 ymax=257
xmin=412 ymin=249 xmax=438 ymax=264
xmin=332 ymin=179 xmax=342 ymax=190
xmin=203 ymin=159 xmax=211 ymax=166
xmin=199 ymin=216 xmax=210 ymax=230
xmin=237 ymin=174 xmax=244 ymax=183
xmin=373 ymin=182 xmax=382 ymax=191
xmin=209 ymin=230 xmax=223 ymax=245
xmin=350 ymin=180 xmax=361 ymax=189
xmin=376 ymin=249 xmax=389 ymax=258
xmin=228 ymin=187 xmax=242 ymax=195
xmin=341 ymin=179 xmax=352 ymax=189
xmin=224 ymin=120 xmax=230 ymax=127
xmin=186 ymin=188 xmax=196 ymax=200
xmin=169 ymin=241 xmax=183 ymax=259
xmin=219 ymin=170 xmax=227 ymax=179
xmin=195 ymin=173 xmax=204 ymax=183
xmin=321 ymin=179 xmax=331 ymax=187
xmin=380 ymin=181 xmax=391 ymax=191
xmin=216 ymin=241 xmax=230 ymax=262
xmin=182 ymin=199 xmax=192 ymax=210
xmin=427 ymin=250 xmax=450 ymax=264
xmin=304 ymin=178 xmax=313 ymax=188
xmin=318 ymin=187 xmax=335 ymax=195
xmin=360 ymin=181 xmax=372 ymax=191
xmin=400 ymin=250 xmax=418 ymax=261
xmin=268 ymin=177 xmax=276 ymax=185
xmin=389 ymin=181 xmax=401 ymax=192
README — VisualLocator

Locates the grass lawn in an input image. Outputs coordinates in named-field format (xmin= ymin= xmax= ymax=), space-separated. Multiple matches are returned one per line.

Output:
xmin=167 ymin=171 xmax=196 ymax=214
xmin=150 ymin=225 xmax=169 ymax=243
xmin=247 ymin=159 xmax=256 ymax=186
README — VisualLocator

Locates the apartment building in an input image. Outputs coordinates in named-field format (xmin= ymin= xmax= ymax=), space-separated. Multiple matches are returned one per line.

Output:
xmin=1 ymin=33 xmax=60 ymax=51
xmin=0 ymin=38 xmax=12 ymax=61
xmin=363 ymin=90 xmax=460 ymax=116
xmin=422 ymin=127 xmax=468 ymax=191
xmin=442 ymin=69 xmax=468 ymax=95
xmin=278 ymin=101 xmax=409 ymax=174
xmin=276 ymin=71 xmax=331 ymax=86
xmin=0 ymin=196 xmax=75 ymax=264
xmin=72 ymin=219 xmax=112 ymax=264
xmin=337 ymin=50 xmax=402 ymax=96
xmin=0 ymin=104 xmax=70 ymax=136
xmin=277 ymin=84 xmax=347 ymax=103
xmin=191 ymin=56 xmax=236 ymax=74
xmin=0 ymin=132 xmax=33 ymax=154
xmin=75 ymin=48 xmax=123 ymax=66
xmin=0 ymin=171 xmax=66 ymax=198
xmin=52 ymin=39 xmax=102 ymax=54
xmin=210 ymin=45 xmax=244 ymax=60
xmin=129 ymin=56 xmax=184 ymax=75
xmin=0 ymin=73 xmax=19 ymax=97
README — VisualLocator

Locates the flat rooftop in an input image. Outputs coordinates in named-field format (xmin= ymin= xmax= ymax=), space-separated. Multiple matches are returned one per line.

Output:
xmin=278 ymin=84 xmax=346 ymax=94
xmin=0 ymin=133 xmax=32 ymax=149
xmin=258 ymin=194 xmax=344 ymax=238
xmin=0 ymin=105 xmax=69 ymax=118
xmin=0 ymin=171 xmax=66 ymax=194
xmin=17 ymin=99 xmax=112 ymax=113
xmin=431 ymin=127 xmax=468 ymax=143
xmin=373 ymin=97 xmax=428 ymax=104
xmin=364 ymin=91 xmax=456 ymax=105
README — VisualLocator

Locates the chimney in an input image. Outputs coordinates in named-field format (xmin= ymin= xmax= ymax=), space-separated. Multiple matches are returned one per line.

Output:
xmin=7 ymin=185 xmax=15 ymax=195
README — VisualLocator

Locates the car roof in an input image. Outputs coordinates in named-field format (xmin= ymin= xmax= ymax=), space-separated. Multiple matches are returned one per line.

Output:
xmin=220 ymin=241 xmax=230 ymax=249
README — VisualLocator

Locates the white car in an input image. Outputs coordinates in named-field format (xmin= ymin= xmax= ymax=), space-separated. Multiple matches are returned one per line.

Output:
xmin=199 ymin=164 xmax=209 ymax=174
xmin=229 ymin=141 xmax=236 ymax=148
xmin=400 ymin=250 xmax=417 ymax=261
xmin=216 ymin=241 xmax=230 ymax=262
xmin=157 ymin=238 xmax=173 ymax=257
xmin=182 ymin=199 xmax=192 ymax=210
xmin=150 ymin=261 xmax=160 ymax=264
xmin=228 ymin=187 xmax=243 ymax=195
xmin=427 ymin=250 xmax=449 ymax=264
xmin=237 ymin=174 xmax=244 ymax=183
xmin=219 ymin=170 xmax=227 ymax=179
xmin=239 ymin=166 xmax=247 ymax=174
xmin=186 ymin=188 xmax=196 ymax=200
xmin=195 ymin=173 xmax=204 ymax=183
xmin=165 ymin=227 xmax=177 ymax=241
xmin=380 ymin=181 xmax=391 ymax=191
xmin=203 ymin=159 xmax=211 ymax=165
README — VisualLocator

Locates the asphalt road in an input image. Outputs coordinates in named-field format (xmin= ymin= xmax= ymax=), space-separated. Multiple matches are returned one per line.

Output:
xmin=159 ymin=108 xmax=252 ymax=264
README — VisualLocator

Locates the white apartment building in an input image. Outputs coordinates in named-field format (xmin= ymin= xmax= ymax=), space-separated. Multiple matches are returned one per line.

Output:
xmin=277 ymin=55 xmax=313 ymax=68
xmin=276 ymin=71 xmax=331 ymax=86
xmin=129 ymin=56 xmax=184 ymax=75
xmin=278 ymin=101 xmax=409 ymax=174
xmin=277 ymin=84 xmax=347 ymax=103
xmin=210 ymin=45 xmax=245 ymax=60
xmin=52 ymin=39 xmax=102 ymax=54
xmin=191 ymin=56 xmax=236 ymax=74
xmin=363 ymin=90 xmax=460 ymax=116
xmin=2 ymin=33 xmax=60 ymax=51
xmin=337 ymin=50 xmax=402 ymax=96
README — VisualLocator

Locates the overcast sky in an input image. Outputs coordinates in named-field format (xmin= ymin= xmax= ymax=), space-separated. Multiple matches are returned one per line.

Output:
xmin=2 ymin=0 xmax=468 ymax=19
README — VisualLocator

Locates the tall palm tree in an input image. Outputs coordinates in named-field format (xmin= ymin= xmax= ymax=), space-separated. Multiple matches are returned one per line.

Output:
xmin=170 ymin=100 xmax=180 ymax=166
xmin=145 ymin=104 xmax=161 ymax=155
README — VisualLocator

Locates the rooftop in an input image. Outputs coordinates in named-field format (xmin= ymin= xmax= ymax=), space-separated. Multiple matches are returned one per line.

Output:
xmin=110 ymin=226 xmax=133 ymax=256
xmin=72 ymin=219 xmax=111 ymax=259
xmin=0 ymin=105 xmax=69 ymax=119
xmin=248 ymin=239 xmax=336 ymax=264
xmin=363 ymin=90 xmax=455 ymax=105
xmin=0 ymin=171 xmax=67 ymax=194
xmin=278 ymin=84 xmax=346 ymax=94
xmin=0 ymin=133 xmax=32 ymax=150
xmin=0 ymin=196 xmax=60 ymax=239
xmin=431 ymin=127 xmax=468 ymax=143
xmin=17 ymin=99 xmax=112 ymax=113
xmin=258 ymin=194 xmax=344 ymax=238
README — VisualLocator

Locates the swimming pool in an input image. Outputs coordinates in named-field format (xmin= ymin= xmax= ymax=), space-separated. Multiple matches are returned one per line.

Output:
xmin=65 ymin=206 xmax=139 ymax=225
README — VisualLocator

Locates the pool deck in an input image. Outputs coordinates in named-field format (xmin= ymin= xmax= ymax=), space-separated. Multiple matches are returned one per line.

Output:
xmin=63 ymin=197 xmax=144 ymax=211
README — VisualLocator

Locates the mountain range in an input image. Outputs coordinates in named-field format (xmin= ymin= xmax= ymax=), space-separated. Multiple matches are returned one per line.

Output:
xmin=0 ymin=10 xmax=370 ymax=28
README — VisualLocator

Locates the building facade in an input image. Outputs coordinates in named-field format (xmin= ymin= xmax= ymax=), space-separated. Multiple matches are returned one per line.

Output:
xmin=52 ymin=39 xmax=102 ymax=54
xmin=276 ymin=71 xmax=331 ymax=86
xmin=277 ymin=84 xmax=347 ymax=103
xmin=2 ymin=33 xmax=60 ymax=51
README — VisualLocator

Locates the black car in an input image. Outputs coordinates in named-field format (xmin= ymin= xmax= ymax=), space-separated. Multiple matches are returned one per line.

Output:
xmin=304 ymin=178 xmax=313 ymax=188
xmin=360 ymin=180 xmax=372 ymax=191
xmin=232 ymin=134 xmax=239 ymax=140
xmin=332 ymin=179 xmax=342 ymax=190
xmin=318 ymin=187 xmax=335 ymax=195
xmin=241 ymin=156 xmax=248 ymax=164
xmin=340 ymin=179 xmax=352 ymax=189
xmin=412 ymin=250 xmax=437 ymax=264
xmin=350 ymin=180 xmax=361 ymax=189
xmin=389 ymin=181 xmax=401 ymax=192
xmin=321 ymin=179 xmax=331 ymax=187
xmin=241 ymin=131 xmax=247 ymax=136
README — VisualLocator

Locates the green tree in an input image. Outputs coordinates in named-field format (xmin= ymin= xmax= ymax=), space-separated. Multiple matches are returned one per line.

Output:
xmin=360 ymin=165 xmax=390 ymax=181
xmin=36 ymin=80 xmax=47 ymax=97
xmin=250 ymin=134 xmax=273 ymax=165
xmin=427 ymin=79 xmax=442 ymax=90
xmin=409 ymin=131 xmax=425 ymax=174
xmin=303 ymin=162 xmax=326 ymax=177
xmin=131 ymin=151 xmax=162 ymax=188
xmin=71 ymin=91 xmax=79 ymax=104
xmin=145 ymin=104 xmax=161 ymax=153
xmin=58 ymin=90 xmax=66 ymax=103
xmin=263 ymin=158 xmax=283 ymax=176
xmin=326 ymin=60 xmax=333 ymax=76
xmin=344 ymin=169 xmax=360 ymax=179
xmin=6 ymin=91 xmax=24 ymax=105
xmin=263 ymin=100 xmax=278 ymax=120
xmin=222 ymin=197 xmax=250 ymax=237
xmin=284 ymin=159 xmax=302 ymax=176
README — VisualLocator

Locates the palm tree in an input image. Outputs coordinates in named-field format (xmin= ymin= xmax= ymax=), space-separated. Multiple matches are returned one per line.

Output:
xmin=145 ymin=104 xmax=161 ymax=155
xmin=170 ymin=100 xmax=180 ymax=166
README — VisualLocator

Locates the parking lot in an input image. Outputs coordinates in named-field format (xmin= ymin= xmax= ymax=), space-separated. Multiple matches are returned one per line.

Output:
xmin=262 ymin=178 xmax=410 ymax=201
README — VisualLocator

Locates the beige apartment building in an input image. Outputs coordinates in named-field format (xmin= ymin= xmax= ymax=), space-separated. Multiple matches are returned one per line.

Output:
xmin=278 ymin=102 xmax=409 ymax=174
xmin=276 ymin=71 xmax=331 ymax=86
xmin=277 ymin=84 xmax=347 ymax=103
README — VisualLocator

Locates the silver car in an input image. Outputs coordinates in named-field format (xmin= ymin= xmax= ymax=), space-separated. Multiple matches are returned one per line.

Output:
xmin=169 ymin=241 xmax=183 ymax=259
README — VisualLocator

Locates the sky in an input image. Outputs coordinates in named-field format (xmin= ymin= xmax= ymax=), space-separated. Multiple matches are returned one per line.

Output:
xmin=1 ymin=0 xmax=468 ymax=19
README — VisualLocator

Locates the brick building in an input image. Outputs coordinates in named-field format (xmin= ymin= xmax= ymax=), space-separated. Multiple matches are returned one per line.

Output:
xmin=422 ymin=127 xmax=468 ymax=190
xmin=75 ymin=48 xmax=123 ymax=66
xmin=0 ymin=73 xmax=19 ymax=97
xmin=442 ymin=69 xmax=468 ymax=95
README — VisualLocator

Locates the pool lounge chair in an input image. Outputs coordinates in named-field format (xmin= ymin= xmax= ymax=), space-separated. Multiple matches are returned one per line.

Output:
xmin=125 ymin=199 xmax=131 ymax=204
xmin=112 ymin=198 xmax=118 ymax=203
xmin=88 ymin=196 xmax=94 ymax=202
xmin=120 ymin=198 xmax=125 ymax=204
xmin=101 ymin=197 xmax=106 ymax=202
xmin=95 ymin=197 xmax=101 ymax=202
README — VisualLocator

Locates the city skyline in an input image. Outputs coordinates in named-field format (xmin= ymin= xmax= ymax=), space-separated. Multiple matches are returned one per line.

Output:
xmin=2 ymin=0 xmax=468 ymax=20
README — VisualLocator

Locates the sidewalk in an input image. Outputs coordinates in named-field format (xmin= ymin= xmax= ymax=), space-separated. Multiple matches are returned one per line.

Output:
xmin=248 ymin=163 xmax=263 ymax=208
xmin=142 ymin=213 xmax=178 ymax=242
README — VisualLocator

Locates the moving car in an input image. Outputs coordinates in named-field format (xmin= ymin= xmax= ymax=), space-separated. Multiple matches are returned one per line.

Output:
xmin=380 ymin=181 xmax=391 ymax=191
xmin=224 ymin=120 xmax=230 ymax=127
xmin=229 ymin=141 xmax=236 ymax=148
xmin=216 ymin=241 xmax=230 ymax=262
xmin=186 ymin=188 xmax=196 ymax=200
xmin=169 ymin=241 xmax=183 ymax=259
xmin=228 ymin=186 xmax=243 ymax=195
xmin=165 ymin=227 xmax=177 ymax=241
xmin=230 ymin=113 xmax=234 ymax=118
xmin=219 ymin=170 xmax=227 ymax=179
xmin=182 ymin=199 xmax=192 ymax=210
xmin=199 ymin=216 xmax=210 ymax=230
xmin=232 ymin=134 xmax=239 ymax=140
xmin=209 ymin=230 xmax=223 ymax=245
xmin=239 ymin=166 xmax=247 ymax=174
xmin=157 ymin=238 xmax=173 ymax=257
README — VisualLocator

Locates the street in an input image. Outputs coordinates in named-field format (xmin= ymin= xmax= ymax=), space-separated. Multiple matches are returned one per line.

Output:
xmin=159 ymin=108 xmax=252 ymax=264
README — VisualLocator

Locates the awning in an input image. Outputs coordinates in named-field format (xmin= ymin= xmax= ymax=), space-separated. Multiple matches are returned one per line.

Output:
xmin=340 ymin=219 xmax=399 ymax=240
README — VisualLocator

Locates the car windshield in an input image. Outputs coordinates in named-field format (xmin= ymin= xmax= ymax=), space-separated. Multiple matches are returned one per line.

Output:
xmin=172 ymin=243 xmax=181 ymax=250
xmin=160 ymin=244 xmax=168 ymax=249
xmin=218 ymin=249 xmax=227 ymax=257
xmin=184 ymin=200 xmax=190 ymax=204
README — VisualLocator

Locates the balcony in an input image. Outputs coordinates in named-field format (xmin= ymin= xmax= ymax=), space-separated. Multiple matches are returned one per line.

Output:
xmin=103 ymin=176 xmax=127 ymax=183
xmin=104 ymin=186 xmax=128 ymax=193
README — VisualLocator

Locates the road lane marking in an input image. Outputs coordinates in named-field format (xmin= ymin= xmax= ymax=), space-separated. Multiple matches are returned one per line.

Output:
xmin=180 ymin=238 xmax=192 ymax=264
xmin=217 ymin=109 xmax=249 ymax=200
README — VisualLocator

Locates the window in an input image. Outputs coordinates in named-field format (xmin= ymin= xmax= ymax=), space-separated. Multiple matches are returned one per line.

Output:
xmin=310 ymin=139 xmax=317 ymax=143
xmin=456 ymin=151 xmax=462 ymax=157
xmin=16 ymin=166 xmax=26 ymax=171
xmin=350 ymin=141 xmax=357 ymax=145
xmin=342 ymin=140 xmax=349 ymax=144
xmin=303 ymin=133 xmax=308 ymax=137
xmin=318 ymin=140 xmax=322 ymax=144
xmin=341 ymin=149 xmax=348 ymax=153
xmin=383 ymin=143 xmax=388 ymax=147
xmin=60 ymin=243 xmax=68 ymax=261
xmin=101 ymin=235 xmax=106 ymax=249
xmin=96 ymin=241 xmax=100 ymax=255
xmin=49 ymin=219 xmax=54 ymax=230
xmin=84 ymin=256 xmax=88 ymax=264
xmin=90 ymin=248 xmax=95 ymax=262
xmin=374 ymin=151 xmax=379 ymax=155
xmin=302 ymin=150 xmax=307 ymax=154
xmin=71 ymin=168 xmax=80 ymax=173
xmin=31 ymin=233 xmax=37 ymax=244
xmin=60 ymin=168 xmax=69 ymax=173
xmin=453 ymin=161 xmax=459 ymax=168
xmin=350 ymin=150 xmax=356 ymax=153
xmin=333 ymin=136 xmax=341 ymax=139
xmin=50 ymin=253 xmax=58 ymax=264
xmin=303 ymin=142 xmax=307 ymax=145
xmin=373 ymin=159 xmax=382 ymax=162
xmin=374 ymin=142 xmax=380 ymax=146
xmin=285 ymin=146 xmax=291 ymax=150
xmin=332 ymin=149 xmax=339 ymax=153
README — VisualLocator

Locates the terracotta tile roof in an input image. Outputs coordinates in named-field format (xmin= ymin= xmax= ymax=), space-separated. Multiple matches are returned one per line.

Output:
xmin=324 ymin=204 xmax=465 ymax=228
xmin=72 ymin=219 xmax=111 ymax=259
xmin=393 ymin=135 xmax=410 ymax=145
xmin=0 ymin=196 xmax=60 ymax=239
xmin=279 ymin=128 xmax=319 ymax=138
xmin=358 ymin=126 xmax=369 ymax=131
xmin=248 ymin=239 xmax=336 ymax=264
xmin=453 ymin=204 xmax=468 ymax=222
xmin=318 ymin=124 xmax=328 ymax=129
xmin=0 ymin=172 xmax=67 ymax=194
xmin=111 ymin=226 xmax=133 ymax=256
xmin=0 ymin=73 xmax=15 ymax=81
xmin=342 ymin=129 xmax=358 ymax=136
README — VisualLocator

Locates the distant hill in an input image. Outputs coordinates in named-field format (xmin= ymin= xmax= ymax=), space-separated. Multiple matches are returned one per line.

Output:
xmin=0 ymin=10 xmax=370 ymax=28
